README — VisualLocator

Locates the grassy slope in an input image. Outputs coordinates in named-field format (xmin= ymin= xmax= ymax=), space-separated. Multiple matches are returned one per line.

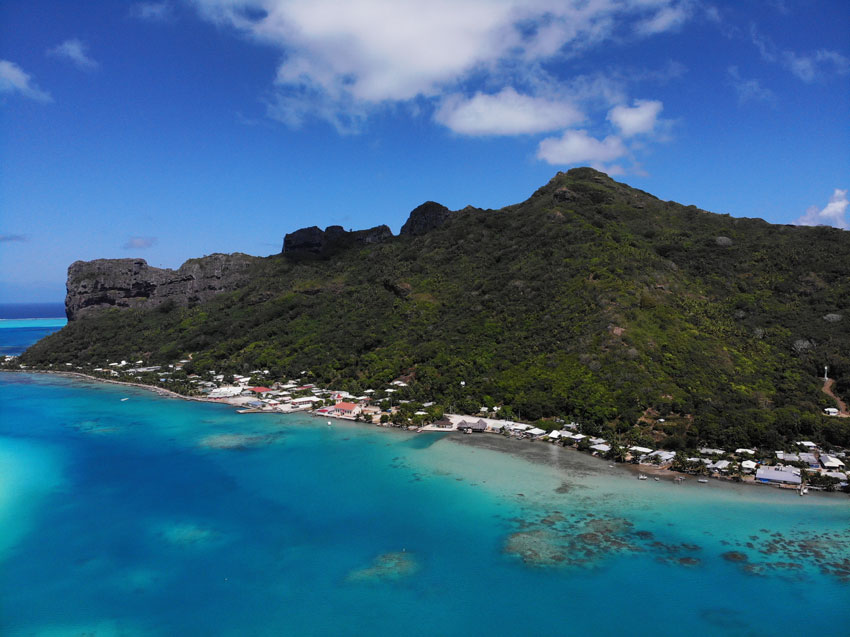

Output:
xmin=22 ymin=168 xmax=850 ymax=449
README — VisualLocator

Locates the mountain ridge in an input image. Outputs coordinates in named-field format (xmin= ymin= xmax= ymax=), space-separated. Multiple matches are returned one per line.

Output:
xmin=20 ymin=167 xmax=850 ymax=450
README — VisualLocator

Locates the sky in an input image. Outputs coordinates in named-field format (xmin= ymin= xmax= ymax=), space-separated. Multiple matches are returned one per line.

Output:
xmin=1 ymin=0 xmax=848 ymax=302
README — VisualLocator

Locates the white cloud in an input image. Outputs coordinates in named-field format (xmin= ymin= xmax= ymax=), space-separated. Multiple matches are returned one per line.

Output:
xmin=727 ymin=66 xmax=774 ymax=103
xmin=536 ymin=129 xmax=627 ymax=165
xmin=607 ymin=99 xmax=663 ymax=137
xmin=123 ymin=236 xmax=159 ymax=250
xmin=0 ymin=59 xmax=52 ymax=102
xmin=751 ymin=25 xmax=849 ymax=82
xmin=783 ymin=49 xmax=850 ymax=82
xmin=130 ymin=2 xmax=175 ymax=21
xmin=190 ymin=0 xmax=694 ymax=120
xmin=636 ymin=3 xmax=692 ymax=36
xmin=794 ymin=189 xmax=849 ymax=230
xmin=750 ymin=24 xmax=776 ymax=62
xmin=435 ymin=88 xmax=583 ymax=136
xmin=47 ymin=39 xmax=99 ymax=71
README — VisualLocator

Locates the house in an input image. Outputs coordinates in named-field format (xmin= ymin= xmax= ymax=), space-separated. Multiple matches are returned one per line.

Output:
xmin=590 ymin=443 xmax=611 ymax=454
xmin=798 ymin=453 xmax=820 ymax=469
xmin=820 ymin=454 xmax=845 ymax=470
xmin=647 ymin=450 xmax=676 ymax=464
xmin=526 ymin=427 xmax=547 ymax=438
xmin=547 ymin=430 xmax=563 ymax=440
xmin=741 ymin=460 xmax=758 ymax=473
xmin=629 ymin=446 xmax=653 ymax=454
xmin=735 ymin=448 xmax=755 ymax=455
xmin=824 ymin=407 xmax=840 ymax=416
xmin=208 ymin=386 xmax=243 ymax=399
xmin=708 ymin=460 xmax=731 ymax=472
xmin=333 ymin=402 xmax=361 ymax=417
xmin=249 ymin=386 xmax=272 ymax=395
xmin=457 ymin=420 xmax=487 ymax=433
xmin=756 ymin=466 xmax=801 ymax=485
xmin=699 ymin=447 xmax=725 ymax=455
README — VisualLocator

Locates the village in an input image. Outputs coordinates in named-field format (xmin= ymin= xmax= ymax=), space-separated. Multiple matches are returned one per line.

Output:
xmin=7 ymin=354 xmax=850 ymax=494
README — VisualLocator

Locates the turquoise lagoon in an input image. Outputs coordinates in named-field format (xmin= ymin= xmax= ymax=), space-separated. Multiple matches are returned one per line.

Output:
xmin=1 ymin=372 xmax=848 ymax=636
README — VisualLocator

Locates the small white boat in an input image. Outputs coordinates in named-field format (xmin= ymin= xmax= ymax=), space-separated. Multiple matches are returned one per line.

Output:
xmin=638 ymin=474 xmax=648 ymax=480
xmin=327 ymin=421 xmax=332 ymax=426
xmin=120 ymin=398 xmax=129 ymax=402
xmin=698 ymin=478 xmax=708 ymax=483
xmin=653 ymin=477 xmax=660 ymax=482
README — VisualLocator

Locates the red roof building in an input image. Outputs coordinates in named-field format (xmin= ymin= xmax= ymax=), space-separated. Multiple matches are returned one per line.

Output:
xmin=334 ymin=402 xmax=360 ymax=415
xmin=250 ymin=387 xmax=272 ymax=394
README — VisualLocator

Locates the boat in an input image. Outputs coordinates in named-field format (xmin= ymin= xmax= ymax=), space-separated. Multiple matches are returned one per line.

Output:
xmin=653 ymin=477 xmax=660 ymax=481
xmin=638 ymin=474 xmax=648 ymax=480
xmin=120 ymin=398 xmax=129 ymax=402
xmin=697 ymin=478 xmax=708 ymax=483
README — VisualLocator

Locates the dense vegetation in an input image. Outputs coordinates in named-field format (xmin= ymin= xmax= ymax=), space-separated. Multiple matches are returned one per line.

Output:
xmin=21 ymin=168 xmax=850 ymax=449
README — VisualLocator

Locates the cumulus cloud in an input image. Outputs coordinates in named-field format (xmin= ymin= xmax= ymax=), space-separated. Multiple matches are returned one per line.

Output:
xmin=794 ymin=189 xmax=849 ymax=230
xmin=123 ymin=236 xmax=158 ymax=250
xmin=0 ymin=234 xmax=28 ymax=242
xmin=435 ymin=88 xmax=583 ymax=136
xmin=130 ymin=2 xmax=174 ymax=21
xmin=727 ymin=66 xmax=774 ymax=103
xmin=536 ymin=129 xmax=627 ymax=165
xmin=47 ymin=39 xmax=99 ymax=71
xmin=190 ymin=0 xmax=694 ymax=120
xmin=0 ymin=60 xmax=52 ymax=102
xmin=607 ymin=99 xmax=663 ymax=137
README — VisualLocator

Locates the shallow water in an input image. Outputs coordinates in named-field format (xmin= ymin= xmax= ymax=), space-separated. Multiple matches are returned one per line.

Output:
xmin=1 ymin=372 xmax=848 ymax=636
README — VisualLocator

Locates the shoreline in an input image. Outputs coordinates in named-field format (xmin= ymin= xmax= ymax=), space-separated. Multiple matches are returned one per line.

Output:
xmin=2 ymin=368 xmax=845 ymax=500
xmin=0 ymin=368 xmax=217 ymax=404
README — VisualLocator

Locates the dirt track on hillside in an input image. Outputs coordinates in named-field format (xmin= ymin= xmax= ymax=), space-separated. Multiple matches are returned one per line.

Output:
xmin=822 ymin=378 xmax=849 ymax=417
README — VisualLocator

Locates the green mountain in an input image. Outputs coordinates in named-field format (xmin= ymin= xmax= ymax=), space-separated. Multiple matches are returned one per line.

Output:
xmin=19 ymin=168 xmax=850 ymax=449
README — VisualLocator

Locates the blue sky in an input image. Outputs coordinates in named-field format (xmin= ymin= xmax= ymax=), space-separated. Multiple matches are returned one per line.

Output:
xmin=1 ymin=0 xmax=848 ymax=302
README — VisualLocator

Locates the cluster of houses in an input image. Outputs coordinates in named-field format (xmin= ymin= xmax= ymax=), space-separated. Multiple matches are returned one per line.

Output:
xmin=444 ymin=419 xmax=849 ymax=490
xmin=10 ymin=355 xmax=850 ymax=491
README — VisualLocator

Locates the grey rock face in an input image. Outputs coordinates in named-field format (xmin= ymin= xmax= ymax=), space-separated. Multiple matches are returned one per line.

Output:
xmin=282 ymin=226 xmax=326 ymax=253
xmin=399 ymin=201 xmax=451 ymax=236
xmin=65 ymin=253 xmax=256 ymax=320
xmin=282 ymin=224 xmax=392 ymax=254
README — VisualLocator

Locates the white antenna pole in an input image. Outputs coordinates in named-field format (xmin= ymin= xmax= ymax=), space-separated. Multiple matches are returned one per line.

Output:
xmin=824 ymin=365 xmax=828 ymax=381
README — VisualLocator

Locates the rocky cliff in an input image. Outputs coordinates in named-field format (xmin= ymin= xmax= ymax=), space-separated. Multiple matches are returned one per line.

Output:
xmin=282 ymin=224 xmax=393 ymax=254
xmin=399 ymin=201 xmax=451 ymax=236
xmin=65 ymin=253 xmax=257 ymax=320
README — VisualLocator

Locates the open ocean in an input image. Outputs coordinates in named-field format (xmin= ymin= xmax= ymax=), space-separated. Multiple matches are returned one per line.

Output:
xmin=1 ymin=313 xmax=848 ymax=635
xmin=0 ymin=303 xmax=67 ymax=357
